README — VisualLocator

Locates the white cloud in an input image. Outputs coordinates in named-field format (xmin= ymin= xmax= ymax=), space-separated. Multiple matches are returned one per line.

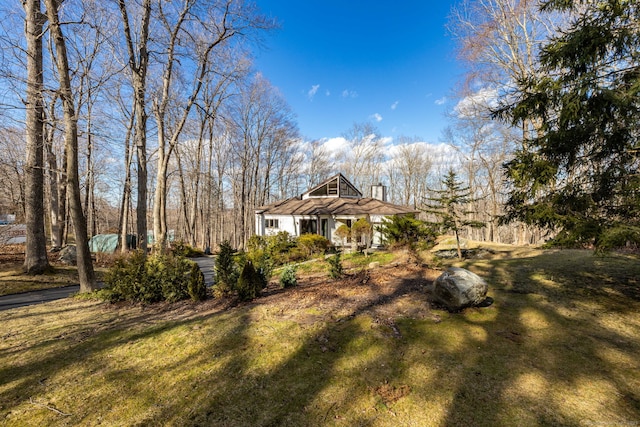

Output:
xmin=341 ymin=89 xmax=358 ymax=98
xmin=325 ymin=89 xmax=331 ymax=96
xmin=308 ymin=84 xmax=320 ymax=100
xmin=453 ymin=87 xmax=499 ymax=118
xmin=321 ymin=137 xmax=347 ymax=156
xmin=371 ymin=113 xmax=383 ymax=122
xmin=390 ymin=101 xmax=399 ymax=110
xmin=435 ymin=97 xmax=447 ymax=105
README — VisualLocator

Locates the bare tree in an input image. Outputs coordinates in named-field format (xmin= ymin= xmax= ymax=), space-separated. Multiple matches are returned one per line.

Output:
xmin=0 ymin=128 xmax=26 ymax=220
xmin=43 ymin=0 xmax=96 ymax=291
xmin=43 ymin=95 xmax=67 ymax=250
xmin=23 ymin=0 xmax=50 ymax=274
xmin=448 ymin=0 xmax=561 ymax=93
xmin=446 ymin=0 xmax=571 ymax=244
xmin=228 ymin=73 xmax=299 ymax=248
xmin=117 ymin=0 xmax=152 ymax=253
xmin=339 ymin=122 xmax=385 ymax=195
xmin=305 ymin=139 xmax=334 ymax=189
xmin=151 ymin=0 xmax=273 ymax=249
xmin=388 ymin=136 xmax=433 ymax=208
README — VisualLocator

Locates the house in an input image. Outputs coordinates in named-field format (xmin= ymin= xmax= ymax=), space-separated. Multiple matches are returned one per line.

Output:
xmin=255 ymin=173 xmax=418 ymax=247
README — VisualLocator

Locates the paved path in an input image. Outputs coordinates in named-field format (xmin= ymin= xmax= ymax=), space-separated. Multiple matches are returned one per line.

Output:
xmin=191 ymin=256 xmax=215 ymax=286
xmin=0 ymin=285 xmax=81 ymax=311
xmin=0 ymin=256 xmax=216 ymax=311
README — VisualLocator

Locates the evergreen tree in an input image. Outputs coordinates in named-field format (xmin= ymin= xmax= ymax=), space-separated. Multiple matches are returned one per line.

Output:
xmin=499 ymin=0 xmax=640 ymax=250
xmin=378 ymin=214 xmax=434 ymax=247
xmin=214 ymin=240 xmax=237 ymax=297
xmin=422 ymin=169 xmax=484 ymax=259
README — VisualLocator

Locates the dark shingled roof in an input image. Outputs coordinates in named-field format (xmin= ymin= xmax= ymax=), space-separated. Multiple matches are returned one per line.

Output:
xmin=256 ymin=196 xmax=418 ymax=216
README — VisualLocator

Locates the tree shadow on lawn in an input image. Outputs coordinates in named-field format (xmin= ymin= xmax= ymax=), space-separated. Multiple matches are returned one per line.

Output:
xmin=1 ymin=251 xmax=639 ymax=426
xmin=146 ymin=253 xmax=640 ymax=426
xmin=439 ymin=250 xmax=640 ymax=426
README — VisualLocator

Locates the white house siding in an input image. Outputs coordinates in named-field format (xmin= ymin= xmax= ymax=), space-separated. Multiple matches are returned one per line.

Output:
xmin=369 ymin=214 xmax=387 ymax=246
xmin=258 ymin=214 xmax=297 ymax=237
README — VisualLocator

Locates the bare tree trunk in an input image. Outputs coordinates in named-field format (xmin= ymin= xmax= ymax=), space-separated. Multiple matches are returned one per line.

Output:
xmin=118 ymin=0 xmax=151 ymax=254
xmin=175 ymin=145 xmax=194 ymax=245
xmin=44 ymin=99 xmax=66 ymax=250
xmin=23 ymin=0 xmax=50 ymax=274
xmin=118 ymin=106 xmax=135 ymax=253
xmin=44 ymin=0 xmax=96 ymax=292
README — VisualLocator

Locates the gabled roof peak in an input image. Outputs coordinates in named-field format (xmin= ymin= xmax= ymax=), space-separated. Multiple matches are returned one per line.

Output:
xmin=302 ymin=173 xmax=363 ymax=199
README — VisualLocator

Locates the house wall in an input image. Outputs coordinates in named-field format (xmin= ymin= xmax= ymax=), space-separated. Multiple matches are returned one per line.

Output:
xmin=256 ymin=214 xmax=298 ymax=237
xmin=369 ymin=214 xmax=387 ymax=246
xmin=256 ymin=213 xmax=393 ymax=247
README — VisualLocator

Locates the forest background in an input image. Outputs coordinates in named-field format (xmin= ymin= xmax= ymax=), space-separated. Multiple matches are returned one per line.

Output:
xmin=1 ymin=0 xmax=638 ymax=288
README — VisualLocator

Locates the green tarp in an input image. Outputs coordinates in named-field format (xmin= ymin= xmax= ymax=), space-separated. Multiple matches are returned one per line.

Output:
xmin=88 ymin=234 xmax=136 ymax=253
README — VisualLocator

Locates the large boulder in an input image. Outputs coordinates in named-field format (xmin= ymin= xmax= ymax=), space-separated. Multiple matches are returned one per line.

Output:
xmin=430 ymin=267 xmax=488 ymax=311
xmin=58 ymin=245 xmax=77 ymax=265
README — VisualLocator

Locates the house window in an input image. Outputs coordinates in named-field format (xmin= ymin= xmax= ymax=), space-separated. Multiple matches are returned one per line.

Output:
xmin=266 ymin=219 xmax=279 ymax=229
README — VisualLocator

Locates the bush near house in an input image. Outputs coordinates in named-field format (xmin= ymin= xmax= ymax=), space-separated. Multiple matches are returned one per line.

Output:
xmin=352 ymin=218 xmax=373 ymax=251
xmin=335 ymin=224 xmax=351 ymax=247
xmin=297 ymin=233 xmax=331 ymax=257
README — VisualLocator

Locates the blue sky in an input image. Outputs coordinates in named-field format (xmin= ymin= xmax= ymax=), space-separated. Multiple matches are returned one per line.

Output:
xmin=253 ymin=1 xmax=461 ymax=144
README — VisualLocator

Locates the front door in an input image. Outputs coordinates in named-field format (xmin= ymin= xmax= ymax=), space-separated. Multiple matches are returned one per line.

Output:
xmin=321 ymin=218 xmax=329 ymax=239
xmin=299 ymin=219 xmax=317 ymax=234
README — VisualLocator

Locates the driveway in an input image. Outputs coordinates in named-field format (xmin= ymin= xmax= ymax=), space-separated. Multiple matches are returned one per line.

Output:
xmin=0 ymin=285 xmax=81 ymax=311
xmin=0 ymin=256 xmax=215 ymax=311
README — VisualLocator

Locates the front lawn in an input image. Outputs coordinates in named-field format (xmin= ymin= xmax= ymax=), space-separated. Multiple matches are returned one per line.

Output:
xmin=1 ymin=248 xmax=638 ymax=426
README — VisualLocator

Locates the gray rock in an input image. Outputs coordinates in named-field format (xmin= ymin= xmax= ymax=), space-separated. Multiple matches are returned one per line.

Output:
xmin=430 ymin=267 xmax=488 ymax=311
xmin=58 ymin=245 xmax=77 ymax=265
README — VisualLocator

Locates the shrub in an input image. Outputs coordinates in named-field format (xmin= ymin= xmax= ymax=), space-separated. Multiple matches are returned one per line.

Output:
xmin=279 ymin=265 xmax=298 ymax=288
xmin=214 ymin=240 xmax=238 ymax=298
xmin=327 ymin=252 xmax=343 ymax=279
xmin=247 ymin=234 xmax=266 ymax=253
xmin=265 ymin=231 xmax=296 ymax=264
xmin=102 ymin=250 xmax=147 ymax=303
xmin=297 ymin=233 xmax=331 ymax=257
xmin=246 ymin=249 xmax=273 ymax=289
xmin=237 ymin=261 xmax=262 ymax=301
xmin=102 ymin=251 xmax=197 ymax=304
xmin=188 ymin=262 xmax=207 ymax=301
xmin=352 ymin=218 xmax=373 ymax=251
xmin=148 ymin=254 xmax=193 ymax=303
xmin=335 ymin=224 xmax=351 ymax=247
xmin=171 ymin=241 xmax=205 ymax=258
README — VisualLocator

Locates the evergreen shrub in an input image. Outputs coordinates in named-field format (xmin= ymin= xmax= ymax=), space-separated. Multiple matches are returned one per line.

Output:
xmin=214 ymin=240 xmax=238 ymax=298
xmin=279 ymin=265 xmax=298 ymax=288
xmin=102 ymin=251 xmax=198 ymax=304
xmin=237 ymin=261 xmax=262 ymax=301
xmin=327 ymin=252 xmax=343 ymax=279
xmin=188 ymin=262 xmax=207 ymax=301
xmin=171 ymin=241 xmax=205 ymax=258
